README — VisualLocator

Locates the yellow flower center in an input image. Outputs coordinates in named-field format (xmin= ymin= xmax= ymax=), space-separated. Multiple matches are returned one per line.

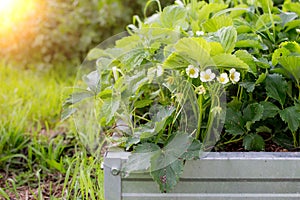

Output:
xmin=189 ymin=68 xmax=195 ymax=75
xmin=204 ymin=74 xmax=210 ymax=80
xmin=230 ymin=73 xmax=235 ymax=80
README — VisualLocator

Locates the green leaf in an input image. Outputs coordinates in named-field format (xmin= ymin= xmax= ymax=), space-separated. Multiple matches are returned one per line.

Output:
xmin=87 ymin=48 xmax=106 ymax=60
xmin=209 ymin=42 xmax=224 ymax=56
xmin=202 ymin=15 xmax=233 ymax=32
xmin=215 ymin=26 xmax=237 ymax=53
xmin=225 ymin=107 xmax=245 ymax=135
xmin=273 ymin=133 xmax=294 ymax=150
xmin=239 ymin=82 xmax=256 ymax=93
xmin=96 ymin=57 xmax=113 ymax=70
xmin=64 ymin=91 xmax=94 ymax=105
xmin=125 ymin=137 xmax=140 ymax=150
xmin=238 ymin=35 xmax=262 ymax=48
xmin=283 ymin=2 xmax=300 ymax=16
xmin=212 ymin=54 xmax=249 ymax=70
xmin=150 ymin=133 xmax=192 ymax=192
xmin=255 ymin=73 xmax=267 ymax=85
xmin=236 ymin=24 xmax=252 ymax=33
xmin=150 ymin=133 xmax=191 ymax=171
xmin=180 ymin=139 xmax=202 ymax=160
xmin=235 ymin=40 xmax=263 ymax=49
xmin=280 ymin=41 xmax=300 ymax=53
xmin=151 ymin=159 xmax=184 ymax=193
xmin=125 ymin=70 xmax=149 ymax=95
xmin=235 ymin=50 xmax=257 ymax=74
xmin=160 ymin=5 xmax=188 ymax=29
xmin=215 ymin=5 xmax=249 ymax=18
xmin=279 ymin=106 xmax=300 ymax=132
xmin=260 ymin=101 xmax=280 ymax=120
xmin=198 ymin=3 xmax=228 ymax=22
xmin=278 ymin=56 xmax=300 ymax=84
xmin=279 ymin=12 xmax=298 ymax=27
xmin=141 ymin=28 xmax=181 ymax=45
xmin=256 ymin=126 xmax=272 ymax=134
xmin=174 ymin=37 xmax=213 ymax=68
xmin=61 ymin=107 xmax=77 ymax=121
xmin=243 ymin=134 xmax=265 ymax=151
xmin=255 ymin=58 xmax=270 ymax=69
xmin=134 ymin=105 xmax=176 ymax=139
xmin=272 ymin=47 xmax=291 ymax=66
xmin=83 ymin=71 xmax=101 ymax=93
xmin=134 ymin=99 xmax=153 ymax=109
xmin=265 ymin=74 xmax=288 ymax=106
xmin=259 ymin=0 xmax=273 ymax=13
xmin=284 ymin=19 xmax=300 ymax=31
xmin=270 ymin=68 xmax=291 ymax=79
xmin=151 ymin=105 xmax=176 ymax=123
xmin=97 ymin=88 xmax=113 ymax=99
xmin=133 ymin=124 xmax=156 ymax=139
xmin=115 ymin=35 xmax=141 ymax=49
xmin=227 ymin=97 xmax=242 ymax=111
xmin=119 ymin=48 xmax=148 ymax=70
xmin=122 ymin=143 xmax=160 ymax=174
xmin=100 ymin=96 xmax=121 ymax=124
xmin=255 ymin=14 xmax=281 ymax=32
xmin=243 ymin=103 xmax=264 ymax=131
xmin=163 ymin=53 xmax=191 ymax=69
xmin=228 ymin=5 xmax=249 ymax=18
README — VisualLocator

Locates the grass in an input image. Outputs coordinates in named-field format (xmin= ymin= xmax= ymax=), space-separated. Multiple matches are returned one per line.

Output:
xmin=0 ymin=63 xmax=104 ymax=199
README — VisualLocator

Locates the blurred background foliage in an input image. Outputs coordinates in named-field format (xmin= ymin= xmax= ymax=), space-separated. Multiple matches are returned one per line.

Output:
xmin=1 ymin=1 xmax=178 ymax=198
xmin=0 ymin=0 xmax=173 ymax=69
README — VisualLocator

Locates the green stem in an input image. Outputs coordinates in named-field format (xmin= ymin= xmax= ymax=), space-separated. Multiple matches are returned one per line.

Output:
xmin=292 ymin=131 xmax=298 ymax=148
xmin=155 ymin=131 xmax=163 ymax=144
xmin=239 ymin=86 xmax=244 ymax=101
xmin=264 ymin=96 xmax=269 ymax=102
xmin=202 ymin=96 xmax=215 ymax=144
xmin=223 ymin=136 xmax=243 ymax=145
xmin=238 ymin=72 xmax=246 ymax=102
xmin=167 ymin=124 xmax=172 ymax=140
xmin=159 ymin=84 xmax=165 ymax=102
xmin=297 ymin=84 xmax=300 ymax=100
xmin=195 ymin=94 xmax=203 ymax=140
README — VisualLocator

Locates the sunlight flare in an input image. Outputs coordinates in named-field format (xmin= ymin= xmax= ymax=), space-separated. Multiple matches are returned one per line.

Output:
xmin=0 ymin=0 xmax=15 ymax=12
xmin=0 ymin=0 xmax=37 ymax=30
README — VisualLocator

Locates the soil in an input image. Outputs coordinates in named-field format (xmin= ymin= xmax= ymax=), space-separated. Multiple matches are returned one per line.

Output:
xmin=214 ymin=138 xmax=300 ymax=152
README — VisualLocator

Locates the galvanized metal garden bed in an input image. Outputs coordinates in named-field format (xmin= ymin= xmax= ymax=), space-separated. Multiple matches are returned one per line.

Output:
xmin=103 ymin=152 xmax=300 ymax=200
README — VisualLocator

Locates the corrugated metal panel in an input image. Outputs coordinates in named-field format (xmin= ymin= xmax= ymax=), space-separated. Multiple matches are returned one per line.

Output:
xmin=104 ymin=152 xmax=300 ymax=200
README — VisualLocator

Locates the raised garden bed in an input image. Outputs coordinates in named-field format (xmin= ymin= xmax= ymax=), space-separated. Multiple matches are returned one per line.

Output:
xmin=104 ymin=151 xmax=300 ymax=200
xmin=63 ymin=0 xmax=300 ymax=199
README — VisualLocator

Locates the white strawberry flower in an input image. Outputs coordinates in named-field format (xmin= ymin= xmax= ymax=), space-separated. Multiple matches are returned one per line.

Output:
xmin=229 ymin=68 xmax=240 ymax=84
xmin=186 ymin=65 xmax=199 ymax=78
xmin=200 ymin=69 xmax=215 ymax=82
xmin=217 ymin=73 xmax=229 ymax=84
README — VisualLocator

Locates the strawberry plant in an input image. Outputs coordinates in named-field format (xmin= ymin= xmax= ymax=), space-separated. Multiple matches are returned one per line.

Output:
xmin=64 ymin=0 xmax=300 ymax=192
